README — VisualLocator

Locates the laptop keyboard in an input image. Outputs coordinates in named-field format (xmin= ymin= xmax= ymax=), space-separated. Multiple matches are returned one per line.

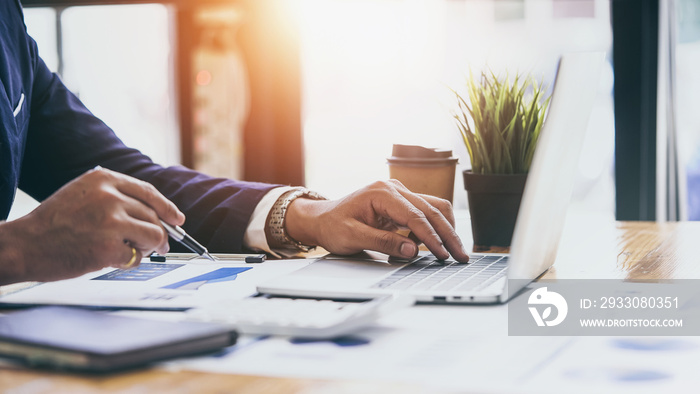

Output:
xmin=371 ymin=254 xmax=508 ymax=292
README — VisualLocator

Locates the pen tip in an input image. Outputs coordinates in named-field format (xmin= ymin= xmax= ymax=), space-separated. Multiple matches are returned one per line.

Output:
xmin=204 ymin=252 xmax=217 ymax=261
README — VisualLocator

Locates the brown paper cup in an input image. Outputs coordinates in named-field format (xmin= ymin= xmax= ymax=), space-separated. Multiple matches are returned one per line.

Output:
xmin=387 ymin=144 xmax=458 ymax=203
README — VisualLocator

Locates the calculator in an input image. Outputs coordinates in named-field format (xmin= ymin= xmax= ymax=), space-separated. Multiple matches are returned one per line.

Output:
xmin=185 ymin=295 xmax=414 ymax=339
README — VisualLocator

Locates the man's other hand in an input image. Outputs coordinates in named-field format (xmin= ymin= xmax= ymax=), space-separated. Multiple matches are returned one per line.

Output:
xmin=285 ymin=180 xmax=469 ymax=263
xmin=0 ymin=167 xmax=184 ymax=284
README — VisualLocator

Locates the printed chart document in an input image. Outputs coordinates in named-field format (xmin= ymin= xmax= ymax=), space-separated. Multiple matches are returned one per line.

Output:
xmin=0 ymin=258 xmax=310 ymax=310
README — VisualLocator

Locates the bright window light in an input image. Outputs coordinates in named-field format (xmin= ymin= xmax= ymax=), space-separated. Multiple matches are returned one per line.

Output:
xmin=300 ymin=0 xmax=613 ymax=215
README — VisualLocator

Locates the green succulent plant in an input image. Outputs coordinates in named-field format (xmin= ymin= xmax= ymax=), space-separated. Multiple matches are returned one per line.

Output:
xmin=453 ymin=70 xmax=551 ymax=175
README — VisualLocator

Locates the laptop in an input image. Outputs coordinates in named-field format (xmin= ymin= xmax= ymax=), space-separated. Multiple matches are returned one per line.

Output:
xmin=258 ymin=52 xmax=605 ymax=304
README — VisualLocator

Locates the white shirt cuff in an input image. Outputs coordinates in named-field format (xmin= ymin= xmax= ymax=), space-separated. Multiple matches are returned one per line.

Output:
xmin=243 ymin=186 xmax=294 ymax=258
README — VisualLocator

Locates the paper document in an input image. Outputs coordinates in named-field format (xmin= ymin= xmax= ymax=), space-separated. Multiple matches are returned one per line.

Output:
xmin=0 ymin=258 xmax=310 ymax=310
xmin=165 ymin=303 xmax=569 ymax=392
xmin=166 ymin=299 xmax=700 ymax=393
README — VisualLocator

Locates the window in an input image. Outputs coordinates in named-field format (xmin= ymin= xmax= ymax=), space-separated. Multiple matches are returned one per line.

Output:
xmin=59 ymin=4 xmax=179 ymax=167
xmin=23 ymin=8 xmax=59 ymax=72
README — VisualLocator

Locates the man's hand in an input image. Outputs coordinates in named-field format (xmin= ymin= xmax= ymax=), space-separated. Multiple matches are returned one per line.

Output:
xmin=285 ymin=180 xmax=469 ymax=262
xmin=0 ymin=168 xmax=184 ymax=284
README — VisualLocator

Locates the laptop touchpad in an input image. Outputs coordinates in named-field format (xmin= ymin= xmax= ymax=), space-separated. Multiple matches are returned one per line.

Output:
xmin=290 ymin=257 xmax=404 ymax=279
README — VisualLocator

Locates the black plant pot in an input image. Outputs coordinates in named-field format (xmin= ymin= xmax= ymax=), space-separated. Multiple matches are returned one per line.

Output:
xmin=463 ymin=171 xmax=527 ymax=251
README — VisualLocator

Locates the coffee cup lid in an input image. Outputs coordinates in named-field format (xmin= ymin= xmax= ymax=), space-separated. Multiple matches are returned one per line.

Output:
xmin=387 ymin=144 xmax=458 ymax=166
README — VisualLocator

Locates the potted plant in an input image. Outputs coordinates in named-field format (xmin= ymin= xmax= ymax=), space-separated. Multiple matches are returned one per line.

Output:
xmin=453 ymin=70 xmax=550 ymax=251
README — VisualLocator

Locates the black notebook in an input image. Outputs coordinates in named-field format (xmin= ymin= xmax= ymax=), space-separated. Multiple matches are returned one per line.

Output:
xmin=0 ymin=306 xmax=237 ymax=372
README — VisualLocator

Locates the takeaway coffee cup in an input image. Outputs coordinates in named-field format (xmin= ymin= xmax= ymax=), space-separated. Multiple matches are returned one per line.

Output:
xmin=387 ymin=144 xmax=459 ymax=203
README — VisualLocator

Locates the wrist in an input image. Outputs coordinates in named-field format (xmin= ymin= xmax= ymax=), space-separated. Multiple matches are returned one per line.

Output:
xmin=284 ymin=197 xmax=326 ymax=248
xmin=265 ymin=188 xmax=327 ymax=252
xmin=0 ymin=219 xmax=30 ymax=285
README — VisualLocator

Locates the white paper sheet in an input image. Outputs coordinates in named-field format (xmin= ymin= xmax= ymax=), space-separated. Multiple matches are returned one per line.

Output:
xmin=526 ymin=336 xmax=700 ymax=394
xmin=0 ymin=258 xmax=311 ymax=309
xmin=164 ymin=299 xmax=700 ymax=393
xmin=165 ymin=303 xmax=571 ymax=392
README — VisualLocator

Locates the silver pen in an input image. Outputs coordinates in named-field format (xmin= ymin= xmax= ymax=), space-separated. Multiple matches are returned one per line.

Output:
xmin=160 ymin=220 xmax=216 ymax=261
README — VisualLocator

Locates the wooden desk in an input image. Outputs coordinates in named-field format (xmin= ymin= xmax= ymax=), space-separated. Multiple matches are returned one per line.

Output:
xmin=544 ymin=218 xmax=700 ymax=280
xmin=0 ymin=368 xmax=422 ymax=393
xmin=2 ymin=217 xmax=698 ymax=393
